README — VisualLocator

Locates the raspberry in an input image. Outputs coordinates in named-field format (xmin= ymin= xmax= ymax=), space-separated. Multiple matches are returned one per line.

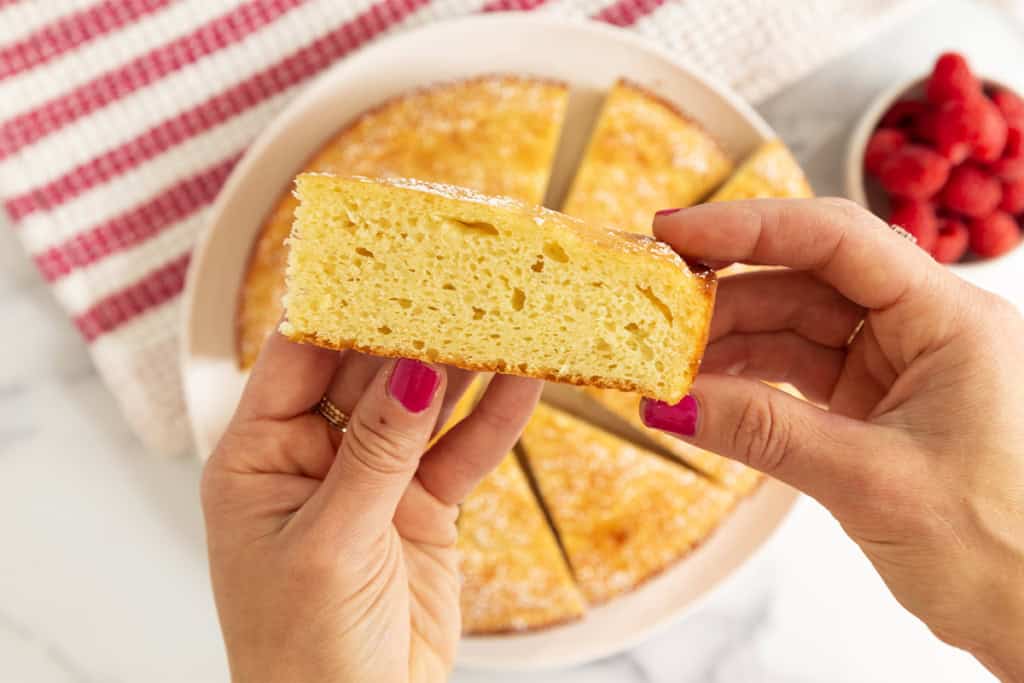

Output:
xmin=878 ymin=145 xmax=951 ymax=199
xmin=999 ymin=177 xmax=1024 ymax=214
xmin=914 ymin=107 xmax=938 ymax=142
xmin=889 ymin=198 xmax=939 ymax=251
xmin=969 ymin=211 xmax=1021 ymax=258
xmin=926 ymin=52 xmax=981 ymax=104
xmin=991 ymin=88 xmax=1024 ymax=128
xmin=972 ymin=97 xmax=1010 ymax=162
xmin=864 ymin=129 xmax=907 ymax=176
xmin=881 ymin=100 xmax=927 ymax=129
xmin=933 ymin=97 xmax=1008 ymax=164
xmin=989 ymin=124 xmax=1024 ymax=181
xmin=932 ymin=217 xmax=969 ymax=263
xmin=940 ymin=164 xmax=1003 ymax=217
xmin=932 ymin=100 xmax=973 ymax=163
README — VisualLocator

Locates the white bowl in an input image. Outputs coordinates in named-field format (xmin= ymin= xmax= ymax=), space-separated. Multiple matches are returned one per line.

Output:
xmin=180 ymin=14 xmax=798 ymax=670
xmin=845 ymin=74 xmax=1024 ymax=299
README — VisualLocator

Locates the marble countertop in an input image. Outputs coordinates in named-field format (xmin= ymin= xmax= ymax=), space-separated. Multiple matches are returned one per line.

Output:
xmin=2 ymin=2 xmax=1021 ymax=681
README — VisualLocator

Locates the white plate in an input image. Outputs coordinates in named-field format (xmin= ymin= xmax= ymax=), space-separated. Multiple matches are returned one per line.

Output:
xmin=180 ymin=14 xmax=798 ymax=670
xmin=845 ymin=74 xmax=1024 ymax=301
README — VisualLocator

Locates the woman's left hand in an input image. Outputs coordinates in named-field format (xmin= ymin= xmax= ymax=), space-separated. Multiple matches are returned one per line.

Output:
xmin=201 ymin=332 xmax=542 ymax=683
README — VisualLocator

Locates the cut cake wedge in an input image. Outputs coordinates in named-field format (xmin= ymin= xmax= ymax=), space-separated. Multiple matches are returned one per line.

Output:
xmin=280 ymin=174 xmax=716 ymax=404
xmin=458 ymin=452 xmax=586 ymax=634
xmin=561 ymin=79 xmax=733 ymax=235
xmin=518 ymin=403 xmax=735 ymax=604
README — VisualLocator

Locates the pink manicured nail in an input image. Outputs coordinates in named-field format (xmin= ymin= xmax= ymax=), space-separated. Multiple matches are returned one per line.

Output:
xmin=641 ymin=395 xmax=699 ymax=437
xmin=654 ymin=208 xmax=681 ymax=218
xmin=389 ymin=359 xmax=440 ymax=413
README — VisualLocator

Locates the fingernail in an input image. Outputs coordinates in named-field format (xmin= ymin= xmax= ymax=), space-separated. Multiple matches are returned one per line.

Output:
xmin=641 ymin=395 xmax=699 ymax=437
xmin=389 ymin=359 xmax=440 ymax=413
xmin=654 ymin=208 xmax=681 ymax=218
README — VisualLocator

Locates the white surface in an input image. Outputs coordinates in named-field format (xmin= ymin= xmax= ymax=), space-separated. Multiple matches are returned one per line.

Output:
xmin=182 ymin=17 xmax=797 ymax=669
xmin=1 ymin=1 xmax=1020 ymax=681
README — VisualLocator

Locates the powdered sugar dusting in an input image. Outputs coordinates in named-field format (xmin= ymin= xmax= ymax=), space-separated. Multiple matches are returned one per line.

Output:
xmin=520 ymin=404 xmax=736 ymax=604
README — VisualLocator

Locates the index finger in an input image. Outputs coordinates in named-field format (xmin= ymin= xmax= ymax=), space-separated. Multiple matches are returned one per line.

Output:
xmin=653 ymin=198 xmax=939 ymax=310
xmin=235 ymin=330 xmax=339 ymax=422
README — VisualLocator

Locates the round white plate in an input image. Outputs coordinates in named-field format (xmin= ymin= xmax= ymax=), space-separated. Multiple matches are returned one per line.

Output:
xmin=180 ymin=14 xmax=798 ymax=670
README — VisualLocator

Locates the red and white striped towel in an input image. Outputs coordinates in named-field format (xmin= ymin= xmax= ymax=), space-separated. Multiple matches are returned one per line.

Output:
xmin=0 ymin=0 xmax=927 ymax=455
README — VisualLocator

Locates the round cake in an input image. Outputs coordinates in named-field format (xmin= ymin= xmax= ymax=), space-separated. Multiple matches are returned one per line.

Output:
xmin=234 ymin=76 xmax=812 ymax=635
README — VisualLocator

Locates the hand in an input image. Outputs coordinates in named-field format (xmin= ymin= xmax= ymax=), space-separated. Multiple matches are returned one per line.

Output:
xmin=643 ymin=199 xmax=1024 ymax=681
xmin=201 ymin=334 xmax=542 ymax=682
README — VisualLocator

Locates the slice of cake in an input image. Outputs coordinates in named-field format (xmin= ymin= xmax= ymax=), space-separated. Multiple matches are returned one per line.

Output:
xmin=709 ymin=139 xmax=813 ymax=202
xmin=578 ymin=387 xmax=761 ymax=495
xmin=518 ymin=404 xmax=735 ymax=604
xmin=561 ymin=79 xmax=733 ymax=235
xmin=458 ymin=452 xmax=585 ymax=634
xmin=237 ymin=77 xmax=570 ymax=368
xmin=281 ymin=174 xmax=716 ymax=404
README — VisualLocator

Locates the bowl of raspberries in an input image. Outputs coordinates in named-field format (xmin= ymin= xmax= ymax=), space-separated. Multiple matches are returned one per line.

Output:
xmin=847 ymin=52 xmax=1023 ymax=265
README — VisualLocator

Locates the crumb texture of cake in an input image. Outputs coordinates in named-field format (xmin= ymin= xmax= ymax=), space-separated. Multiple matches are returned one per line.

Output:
xmin=580 ymin=387 xmax=762 ymax=495
xmin=281 ymin=174 xmax=716 ymax=403
xmin=709 ymin=139 xmax=813 ymax=202
xmin=237 ymin=76 xmax=569 ymax=368
xmin=561 ymin=79 xmax=734 ymax=235
xmin=458 ymin=452 xmax=586 ymax=634
xmin=519 ymin=404 xmax=735 ymax=604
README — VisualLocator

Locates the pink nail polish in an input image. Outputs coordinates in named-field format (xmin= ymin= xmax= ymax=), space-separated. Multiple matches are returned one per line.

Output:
xmin=641 ymin=395 xmax=699 ymax=437
xmin=654 ymin=208 xmax=681 ymax=218
xmin=389 ymin=359 xmax=440 ymax=413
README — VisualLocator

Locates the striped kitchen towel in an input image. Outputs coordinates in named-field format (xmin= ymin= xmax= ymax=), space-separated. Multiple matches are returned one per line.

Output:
xmin=0 ymin=0 xmax=929 ymax=455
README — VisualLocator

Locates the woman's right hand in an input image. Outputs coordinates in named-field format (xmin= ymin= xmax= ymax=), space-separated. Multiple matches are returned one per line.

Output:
xmin=643 ymin=199 xmax=1024 ymax=682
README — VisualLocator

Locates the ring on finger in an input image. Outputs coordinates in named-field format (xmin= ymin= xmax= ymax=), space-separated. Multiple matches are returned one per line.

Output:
xmin=315 ymin=396 xmax=350 ymax=433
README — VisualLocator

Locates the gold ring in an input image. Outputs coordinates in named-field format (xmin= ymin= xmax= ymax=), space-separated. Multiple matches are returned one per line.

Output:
xmin=846 ymin=318 xmax=866 ymax=347
xmin=315 ymin=396 xmax=349 ymax=433
xmin=890 ymin=224 xmax=918 ymax=244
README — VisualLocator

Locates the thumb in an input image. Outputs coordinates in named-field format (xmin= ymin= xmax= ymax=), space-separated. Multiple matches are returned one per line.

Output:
xmin=640 ymin=375 xmax=891 ymax=515
xmin=310 ymin=358 xmax=444 ymax=536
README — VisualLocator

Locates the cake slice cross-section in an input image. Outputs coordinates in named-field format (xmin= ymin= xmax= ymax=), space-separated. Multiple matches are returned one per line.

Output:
xmin=519 ymin=403 xmax=735 ymax=604
xmin=458 ymin=452 xmax=586 ymax=634
xmin=281 ymin=174 xmax=716 ymax=404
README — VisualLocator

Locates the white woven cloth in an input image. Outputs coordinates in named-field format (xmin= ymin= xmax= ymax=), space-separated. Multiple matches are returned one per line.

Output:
xmin=0 ymin=0 xmax=929 ymax=455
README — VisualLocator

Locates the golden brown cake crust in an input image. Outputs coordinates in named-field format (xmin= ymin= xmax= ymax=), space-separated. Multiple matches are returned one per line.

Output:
xmin=709 ymin=139 xmax=813 ymax=202
xmin=561 ymin=78 xmax=734 ymax=235
xmin=236 ymin=75 xmax=570 ymax=368
xmin=519 ymin=404 xmax=736 ymax=604
xmin=458 ymin=453 xmax=586 ymax=634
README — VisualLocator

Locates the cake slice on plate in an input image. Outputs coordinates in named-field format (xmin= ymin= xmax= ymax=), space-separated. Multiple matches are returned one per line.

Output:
xmin=709 ymin=139 xmax=813 ymax=202
xmin=576 ymin=387 xmax=761 ymax=495
xmin=518 ymin=403 xmax=735 ymax=604
xmin=281 ymin=174 xmax=716 ymax=404
xmin=237 ymin=77 xmax=570 ymax=368
xmin=458 ymin=452 xmax=586 ymax=634
xmin=561 ymin=78 xmax=733 ymax=235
